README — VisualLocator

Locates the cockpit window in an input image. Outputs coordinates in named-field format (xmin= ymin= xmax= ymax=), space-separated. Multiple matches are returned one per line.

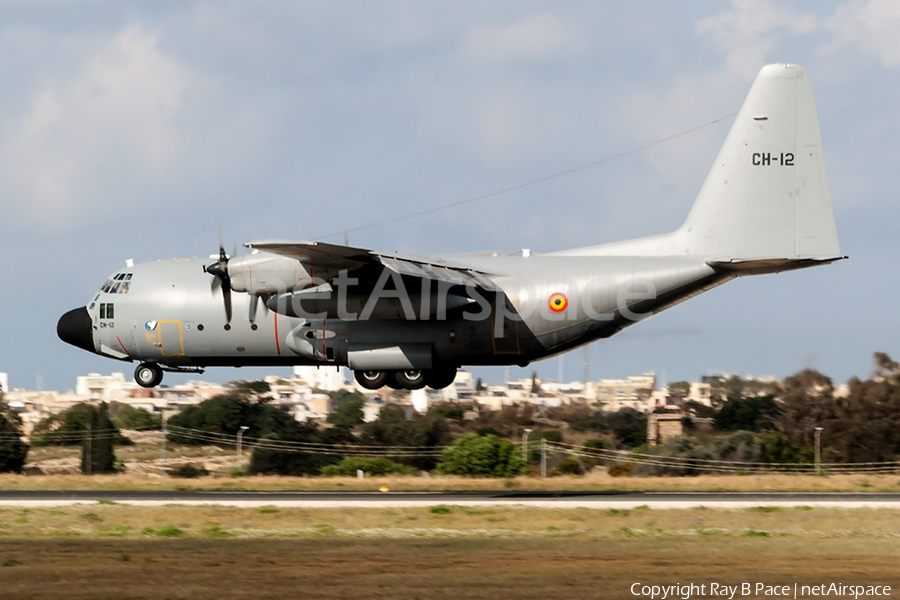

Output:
xmin=100 ymin=273 xmax=132 ymax=294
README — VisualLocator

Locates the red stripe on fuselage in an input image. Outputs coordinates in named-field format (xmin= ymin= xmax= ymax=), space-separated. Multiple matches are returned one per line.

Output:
xmin=274 ymin=312 xmax=281 ymax=355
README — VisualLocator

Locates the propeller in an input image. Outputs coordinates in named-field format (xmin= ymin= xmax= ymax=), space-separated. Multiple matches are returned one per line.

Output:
xmin=204 ymin=238 xmax=233 ymax=324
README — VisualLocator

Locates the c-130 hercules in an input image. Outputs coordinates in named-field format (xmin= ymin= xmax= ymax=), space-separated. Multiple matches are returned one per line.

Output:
xmin=58 ymin=64 xmax=842 ymax=390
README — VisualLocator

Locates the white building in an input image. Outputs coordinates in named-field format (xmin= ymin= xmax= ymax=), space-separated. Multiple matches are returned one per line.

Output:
xmin=593 ymin=374 xmax=656 ymax=412
xmin=75 ymin=372 xmax=133 ymax=402
xmin=688 ymin=382 xmax=712 ymax=406
xmin=293 ymin=365 xmax=347 ymax=391
xmin=0 ymin=372 xmax=7 ymax=394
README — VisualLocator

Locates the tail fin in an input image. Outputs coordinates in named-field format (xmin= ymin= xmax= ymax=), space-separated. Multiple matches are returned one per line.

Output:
xmin=565 ymin=64 xmax=842 ymax=266
xmin=682 ymin=63 xmax=840 ymax=260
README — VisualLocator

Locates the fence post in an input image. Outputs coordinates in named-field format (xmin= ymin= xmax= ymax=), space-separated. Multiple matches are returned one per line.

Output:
xmin=540 ymin=438 xmax=547 ymax=478
xmin=161 ymin=412 xmax=167 ymax=476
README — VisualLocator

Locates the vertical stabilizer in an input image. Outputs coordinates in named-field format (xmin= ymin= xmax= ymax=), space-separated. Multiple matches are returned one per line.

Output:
xmin=681 ymin=63 xmax=839 ymax=260
xmin=561 ymin=64 xmax=841 ymax=264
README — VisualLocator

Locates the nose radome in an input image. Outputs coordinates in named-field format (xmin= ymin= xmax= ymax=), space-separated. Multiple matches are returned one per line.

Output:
xmin=57 ymin=307 xmax=95 ymax=353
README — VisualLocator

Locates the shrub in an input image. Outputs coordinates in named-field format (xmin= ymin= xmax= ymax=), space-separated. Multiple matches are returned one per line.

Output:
xmin=169 ymin=464 xmax=209 ymax=478
xmin=583 ymin=438 xmax=612 ymax=451
xmin=0 ymin=391 xmax=28 ymax=473
xmin=607 ymin=462 xmax=634 ymax=477
xmin=31 ymin=402 xmax=131 ymax=448
xmin=80 ymin=403 xmax=118 ymax=475
xmin=359 ymin=405 xmax=450 ymax=472
xmin=320 ymin=457 xmax=415 ymax=477
xmin=325 ymin=393 xmax=366 ymax=428
xmin=155 ymin=526 xmax=184 ymax=538
xmin=110 ymin=404 xmax=160 ymax=430
xmin=436 ymin=434 xmax=527 ymax=478
xmin=550 ymin=456 xmax=586 ymax=476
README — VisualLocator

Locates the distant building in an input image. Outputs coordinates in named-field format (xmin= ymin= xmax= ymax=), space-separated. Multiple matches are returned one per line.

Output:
xmin=593 ymin=374 xmax=656 ymax=412
xmin=76 ymin=372 xmax=133 ymax=402
xmin=688 ymin=382 xmax=712 ymax=406
xmin=0 ymin=372 xmax=7 ymax=394
xmin=293 ymin=365 xmax=347 ymax=391
xmin=647 ymin=412 xmax=684 ymax=445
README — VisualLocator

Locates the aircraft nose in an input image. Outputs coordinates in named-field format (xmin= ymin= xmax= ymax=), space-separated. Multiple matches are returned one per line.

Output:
xmin=57 ymin=307 xmax=95 ymax=353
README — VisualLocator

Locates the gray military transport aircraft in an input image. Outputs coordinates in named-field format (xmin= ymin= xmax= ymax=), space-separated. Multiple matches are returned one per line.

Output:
xmin=58 ymin=64 xmax=842 ymax=391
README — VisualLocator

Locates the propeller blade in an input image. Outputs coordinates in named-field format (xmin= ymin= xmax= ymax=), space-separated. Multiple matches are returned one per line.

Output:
xmin=249 ymin=295 xmax=258 ymax=323
xmin=207 ymin=234 xmax=233 ymax=325
xmin=223 ymin=277 xmax=233 ymax=324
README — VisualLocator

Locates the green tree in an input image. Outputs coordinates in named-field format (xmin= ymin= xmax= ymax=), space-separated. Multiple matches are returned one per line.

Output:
xmin=526 ymin=430 xmax=563 ymax=464
xmin=606 ymin=408 xmax=647 ymax=448
xmin=230 ymin=380 xmax=271 ymax=396
xmin=530 ymin=371 xmax=541 ymax=395
xmin=0 ymin=389 xmax=28 ymax=473
xmin=667 ymin=381 xmax=691 ymax=396
xmin=249 ymin=417 xmax=354 ymax=476
xmin=428 ymin=402 xmax=465 ymax=420
xmin=110 ymin=403 xmax=161 ymax=430
xmin=32 ymin=403 xmax=130 ymax=447
xmin=713 ymin=395 xmax=782 ymax=432
xmin=778 ymin=369 xmax=834 ymax=444
xmin=436 ymin=434 xmax=526 ymax=477
xmin=166 ymin=391 xmax=271 ymax=445
xmin=684 ymin=400 xmax=716 ymax=419
xmin=359 ymin=405 xmax=450 ymax=471
xmin=81 ymin=402 xmax=117 ymax=474
xmin=325 ymin=393 xmax=365 ymax=428
xmin=320 ymin=456 xmax=415 ymax=476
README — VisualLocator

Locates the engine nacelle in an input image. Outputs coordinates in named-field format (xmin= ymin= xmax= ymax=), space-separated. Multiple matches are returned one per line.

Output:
xmin=227 ymin=253 xmax=313 ymax=295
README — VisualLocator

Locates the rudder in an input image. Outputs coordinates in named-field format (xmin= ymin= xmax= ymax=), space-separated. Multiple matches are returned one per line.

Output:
xmin=681 ymin=63 xmax=840 ymax=260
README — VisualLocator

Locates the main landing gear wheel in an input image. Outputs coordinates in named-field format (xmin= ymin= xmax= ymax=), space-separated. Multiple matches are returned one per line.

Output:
xmin=134 ymin=362 xmax=164 ymax=388
xmin=394 ymin=370 xmax=426 ymax=390
xmin=424 ymin=367 xmax=457 ymax=390
xmin=354 ymin=370 xmax=388 ymax=390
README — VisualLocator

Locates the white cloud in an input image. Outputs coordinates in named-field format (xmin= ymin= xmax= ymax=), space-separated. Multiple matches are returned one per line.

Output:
xmin=697 ymin=0 xmax=900 ymax=72
xmin=696 ymin=0 xmax=819 ymax=77
xmin=0 ymin=25 xmax=189 ymax=230
xmin=823 ymin=0 xmax=900 ymax=66
xmin=462 ymin=13 xmax=584 ymax=64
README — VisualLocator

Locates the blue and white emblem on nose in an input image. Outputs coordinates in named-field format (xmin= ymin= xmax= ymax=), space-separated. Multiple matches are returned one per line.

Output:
xmin=145 ymin=321 xmax=158 ymax=331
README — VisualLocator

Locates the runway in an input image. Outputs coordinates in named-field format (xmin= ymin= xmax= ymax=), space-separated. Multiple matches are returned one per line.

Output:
xmin=2 ymin=490 xmax=900 ymax=509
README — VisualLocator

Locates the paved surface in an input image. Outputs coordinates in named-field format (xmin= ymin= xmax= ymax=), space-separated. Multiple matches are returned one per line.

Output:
xmin=2 ymin=490 xmax=900 ymax=508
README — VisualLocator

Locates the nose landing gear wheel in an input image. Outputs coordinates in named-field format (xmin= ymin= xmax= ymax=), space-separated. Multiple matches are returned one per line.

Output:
xmin=134 ymin=363 xmax=164 ymax=388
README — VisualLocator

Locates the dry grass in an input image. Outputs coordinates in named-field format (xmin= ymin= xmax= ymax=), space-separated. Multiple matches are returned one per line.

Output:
xmin=2 ymin=504 xmax=900 ymax=539
xmin=0 ymin=537 xmax=898 ymax=599
xmin=3 ymin=471 xmax=900 ymax=492
xmin=2 ymin=506 xmax=900 ymax=598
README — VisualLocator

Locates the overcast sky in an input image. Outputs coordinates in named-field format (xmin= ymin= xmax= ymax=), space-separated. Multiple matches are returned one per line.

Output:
xmin=1 ymin=0 xmax=898 ymax=392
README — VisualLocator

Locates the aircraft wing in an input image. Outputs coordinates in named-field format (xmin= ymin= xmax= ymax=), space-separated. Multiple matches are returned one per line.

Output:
xmin=244 ymin=240 xmax=372 ymax=271
xmin=244 ymin=240 xmax=498 ymax=289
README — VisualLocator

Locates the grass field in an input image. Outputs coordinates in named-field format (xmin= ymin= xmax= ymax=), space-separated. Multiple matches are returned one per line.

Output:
xmin=0 ymin=504 xmax=899 ymax=599
xmin=2 ymin=537 xmax=899 ymax=600
xmin=4 ymin=468 xmax=900 ymax=598
xmin=4 ymin=471 xmax=900 ymax=492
